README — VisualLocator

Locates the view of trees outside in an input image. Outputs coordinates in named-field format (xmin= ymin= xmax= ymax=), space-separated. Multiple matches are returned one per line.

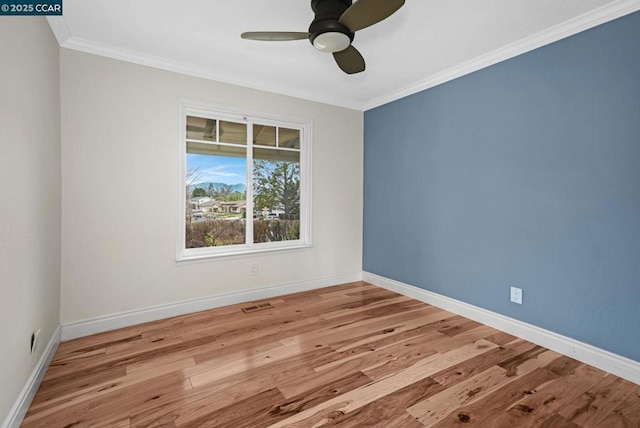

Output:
xmin=185 ymin=155 xmax=300 ymax=248
xmin=253 ymin=159 xmax=300 ymax=243
xmin=185 ymin=151 xmax=247 ymax=248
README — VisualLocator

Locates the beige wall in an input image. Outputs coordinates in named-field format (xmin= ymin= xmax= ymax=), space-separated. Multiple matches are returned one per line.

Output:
xmin=60 ymin=49 xmax=363 ymax=323
xmin=0 ymin=18 xmax=61 ymax=421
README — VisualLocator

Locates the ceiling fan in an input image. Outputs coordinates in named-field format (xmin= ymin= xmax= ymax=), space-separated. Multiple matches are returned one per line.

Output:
xmin=241 ymin=0 xmax=405 ymax=75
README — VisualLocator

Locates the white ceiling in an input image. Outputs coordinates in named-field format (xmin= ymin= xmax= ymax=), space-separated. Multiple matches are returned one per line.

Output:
xmin=47 ymin=0 xmax=640 ymax=110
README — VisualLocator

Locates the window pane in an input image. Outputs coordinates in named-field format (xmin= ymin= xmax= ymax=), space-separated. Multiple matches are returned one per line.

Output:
xmin=253 ymin=124 xmax=276 ymax=147
xmin=253 ymin=147 xmax=300 ymax=163
xmin=279 ymin=127 xmax=300 ymax=149
xmin=186 ymin=116 xmax=217 ymax=141
xmin=253 ymin=148 xmax=300 ymax=243
xmin=185 ymin=145 xmax=247 ymax=248
xmin=219 ymin=121 xmax=247 ymax=145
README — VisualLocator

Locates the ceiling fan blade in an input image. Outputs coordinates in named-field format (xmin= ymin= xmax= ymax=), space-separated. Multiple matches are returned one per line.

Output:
xmin=333 ymin=45 xmax=365 ymax=75
xmin=339 ymin=0 xmax=405 ymax=32
xmin=241 ymin=31 xmax=310 ymax=41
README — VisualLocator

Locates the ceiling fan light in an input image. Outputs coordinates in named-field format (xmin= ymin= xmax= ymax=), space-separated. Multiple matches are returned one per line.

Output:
xmin=312 ymin=31 xmax=351 ymax=52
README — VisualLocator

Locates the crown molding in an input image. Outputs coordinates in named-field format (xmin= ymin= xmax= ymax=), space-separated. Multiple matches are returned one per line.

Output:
xmin=46 ymin=16 xmax=71 ymax=46
xmin=50 ymin=33 xmax=363 ymax=111
xmin=363 ymin=0 xmax=640 ymax=110
xmin=47 ymin=0 xmax=640 ymax=112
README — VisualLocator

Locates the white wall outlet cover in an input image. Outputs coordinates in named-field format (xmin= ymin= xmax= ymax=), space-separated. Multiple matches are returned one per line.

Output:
xmin=510 ymin=287 xmax=523 ymax=304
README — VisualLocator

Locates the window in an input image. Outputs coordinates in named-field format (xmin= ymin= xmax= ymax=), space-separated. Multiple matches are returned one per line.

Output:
xmin=178 ymin=102 xmax=312 ymax=260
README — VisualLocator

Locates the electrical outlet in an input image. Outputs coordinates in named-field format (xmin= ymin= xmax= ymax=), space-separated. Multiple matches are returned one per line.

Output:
xmin=510 ymin=287 xmax=523 ymax=304
xmin=250 ymin=263 xmax=259 ymax=276
xmin=30 ymin=329 xmax=41 ymax=355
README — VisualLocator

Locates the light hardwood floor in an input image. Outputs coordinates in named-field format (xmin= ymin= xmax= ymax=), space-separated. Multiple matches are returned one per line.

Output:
xmin=23 ymin=282 xmax=640 ymax=427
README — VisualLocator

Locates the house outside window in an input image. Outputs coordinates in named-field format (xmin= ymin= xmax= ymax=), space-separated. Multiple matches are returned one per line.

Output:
xmin=178 ymin=102 xmax=312 ymax=260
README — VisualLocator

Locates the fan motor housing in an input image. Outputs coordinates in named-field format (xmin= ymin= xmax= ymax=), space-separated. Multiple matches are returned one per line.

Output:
xmin=309 ymin=0 xmax=354 ymax=50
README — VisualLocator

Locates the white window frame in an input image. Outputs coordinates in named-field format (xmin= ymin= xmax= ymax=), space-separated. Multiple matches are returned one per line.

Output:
xmin=177 ymin=100 xmax=312 ymax=261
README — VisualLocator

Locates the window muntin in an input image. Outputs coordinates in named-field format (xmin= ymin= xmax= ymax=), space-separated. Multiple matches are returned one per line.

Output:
xmin=180 ymin=105 xmax=311 ymax=260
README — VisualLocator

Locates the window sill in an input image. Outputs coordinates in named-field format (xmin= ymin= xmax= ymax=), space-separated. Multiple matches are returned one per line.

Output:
xmin=176 ymin=243 xmax=312 ymax=264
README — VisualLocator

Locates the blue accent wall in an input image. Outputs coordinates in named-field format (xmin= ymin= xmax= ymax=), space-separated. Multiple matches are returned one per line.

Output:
xmin=363 ymin=11 xmax=640 ymax=361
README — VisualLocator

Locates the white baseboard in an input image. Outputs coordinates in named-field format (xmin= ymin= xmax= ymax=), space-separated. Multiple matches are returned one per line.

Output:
xmin=363 ymin=272 xmax=640 ymax=385
xmin=61 ymin=272 xmax=363 ymax=340
xmin=3 ymin=326 xmax=61 ymax=428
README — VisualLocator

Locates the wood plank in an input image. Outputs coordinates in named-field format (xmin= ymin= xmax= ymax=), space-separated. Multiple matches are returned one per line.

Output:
xmin=408 ymin=365 xmax=508 ymax=425
xmin=277 ymin=356 xmax=373 ymax=399
xmin=43 ymin=336 xmax=185 ymax=382
xmin=269 ymin=340 xmax=499 ymax=427
xmin=484 ymin=331 xmax=520 ymax=345
xmin=176 ymin=387 xmax=286 ymax=427
xmin=314 ymin=330 xmax=442 ymax=373
xmin=430 ymin=339 xmax=533 ymax=387
xmin=103 ymin=419 xmax=131 ymax=428
xmin=534 ymin=413 xmax=580 ymax=428
xmin=559 ymin=374 xmax=638 ymax=427
xmin=323 ymin=314 xmax=458 ymax=358
xmin=425 ymin=366 xmax=560 ymax=427
xmin=22 ymin=372 xmax=191 ymax=427
xmin=595 ymin=386 xmax=640 ymax=428
xmin=28 ymin=357 xmax=195 ymax=416
xmin=323 ymin=409 xmax=425 ymax=428
xmin=438 ymin=318 xmax=483 ymax=337
xmin=426 ymin=325 xmax=499 ymax=354
xmin=278 ymin=305 xmax=441 ymax=350
xmin=128 ymin=348 xmax=328 ymax=427
xmin=29 ymin=364 xmax=127 ymax=409
xmin=257 ymin=371 xmax=373 ymax=426
xmin=321 ymin=376 xmax=444 ymax=427
xmin=330 ymin=314 xmax=454 ymax=355
xmin=188 ymin=342 xmax=299 ymax=388
xmin=485 ymin=363 xmax=608 ymax=427
xmin=408 ymin=348 xmax=568 ymax=426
